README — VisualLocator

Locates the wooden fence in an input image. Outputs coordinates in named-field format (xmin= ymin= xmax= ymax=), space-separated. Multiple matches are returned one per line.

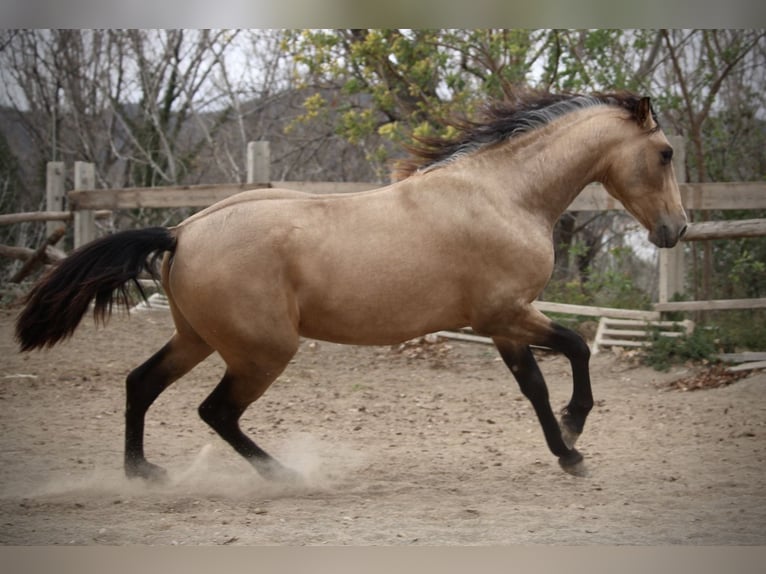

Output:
xmin=2 ymin=140 xmax=766 ymax=318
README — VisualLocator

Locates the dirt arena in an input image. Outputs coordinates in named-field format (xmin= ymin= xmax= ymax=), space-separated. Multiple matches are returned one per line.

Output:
xmin=0 ymin=306 xmax=764 ymax=545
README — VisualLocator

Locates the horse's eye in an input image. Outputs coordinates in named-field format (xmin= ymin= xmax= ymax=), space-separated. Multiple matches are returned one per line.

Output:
xmin=660 ymin=147 xmax=673 ymax=165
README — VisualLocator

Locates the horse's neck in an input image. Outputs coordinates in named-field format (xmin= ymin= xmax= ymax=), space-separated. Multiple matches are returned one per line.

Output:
xmin=475 ymin=108 xmax=619 ymax=227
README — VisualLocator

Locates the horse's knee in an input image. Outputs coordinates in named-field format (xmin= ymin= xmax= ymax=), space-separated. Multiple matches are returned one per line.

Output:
xmin=573 ymin=336 xmax=591 ymax=363
xmin=550 ymin=324 xmax=590 ymax=362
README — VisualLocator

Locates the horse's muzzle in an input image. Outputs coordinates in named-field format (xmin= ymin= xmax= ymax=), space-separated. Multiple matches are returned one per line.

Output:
xmin=650 ymin=221 xmax=687 ymax=248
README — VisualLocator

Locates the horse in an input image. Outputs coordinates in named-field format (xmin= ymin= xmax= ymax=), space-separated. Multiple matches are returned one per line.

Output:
xmin=15 ymin=91 xmax=687 ymax=482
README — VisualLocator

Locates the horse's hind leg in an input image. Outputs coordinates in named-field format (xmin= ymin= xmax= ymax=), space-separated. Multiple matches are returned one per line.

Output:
xmin=198 ymin=355 xmax=298 ymax=482
xmin=125 ymin=332 xmax=212 ymax=481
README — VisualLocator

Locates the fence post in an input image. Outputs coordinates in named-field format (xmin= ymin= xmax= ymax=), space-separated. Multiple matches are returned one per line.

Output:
xmin=73 ymin=162 xmax=96 ymax=249
xmin=45 ymin=161 xmax=66 ymax=242
xmin=658 ymin=135 xmax=687 ymax=304
xmin=247 ymin=141 xmax=270 ymax=184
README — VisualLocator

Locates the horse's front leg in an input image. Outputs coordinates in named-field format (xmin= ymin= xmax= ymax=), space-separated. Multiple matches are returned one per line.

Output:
xmin=481 ymin=304 xmax=593 ymax=475
xmin=544 ymin=323 xmax=594 ymax=451
xmin=493 ymin=338 xmax=586 ymax=475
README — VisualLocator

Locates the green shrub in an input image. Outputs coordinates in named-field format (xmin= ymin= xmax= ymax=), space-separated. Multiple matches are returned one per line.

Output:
xmin=641 ymin=327 xmax=719 ymax=372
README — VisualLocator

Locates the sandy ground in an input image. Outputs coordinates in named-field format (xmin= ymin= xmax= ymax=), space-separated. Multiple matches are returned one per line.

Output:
xmin=0 ymin=306 xmax=764 ymax=545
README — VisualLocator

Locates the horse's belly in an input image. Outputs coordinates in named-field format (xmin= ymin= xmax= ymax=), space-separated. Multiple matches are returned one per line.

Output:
xmin=295 ymin=282 xmax=468 ymax=346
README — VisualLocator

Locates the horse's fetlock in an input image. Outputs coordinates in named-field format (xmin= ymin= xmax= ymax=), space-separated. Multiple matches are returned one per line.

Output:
xmin=561 ymin=404 xmax=590 ymax=434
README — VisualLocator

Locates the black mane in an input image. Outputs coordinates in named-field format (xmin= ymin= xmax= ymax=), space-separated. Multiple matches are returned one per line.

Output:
xmin=393 ymin=90 xmax=652 ymax=180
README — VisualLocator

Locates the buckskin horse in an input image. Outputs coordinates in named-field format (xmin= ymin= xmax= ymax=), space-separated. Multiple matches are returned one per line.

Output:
xmin=16 ymin=91 xmax=687 ymax=482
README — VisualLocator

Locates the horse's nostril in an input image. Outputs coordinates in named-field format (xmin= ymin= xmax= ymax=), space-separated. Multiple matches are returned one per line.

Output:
xmin=679 ymin=224 xmax=688 ymax=238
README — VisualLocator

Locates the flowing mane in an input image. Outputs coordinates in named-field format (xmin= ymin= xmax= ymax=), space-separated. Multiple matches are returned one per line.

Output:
xmin=393 ymin=91 xmax=656 ymax=180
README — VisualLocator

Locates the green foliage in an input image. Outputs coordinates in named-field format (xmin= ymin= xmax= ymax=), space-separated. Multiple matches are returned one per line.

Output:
xmin=543 ymin=245 xmax=651 ymax=310
xmin=586 ymin=272 xmax=652 ymax=311
xmin=702 ymin=111 xmax=766 ymax=183
xmin=641 ymin=327 xmax=719 ymax=372
xmin=291 ymin=30 xmax=442 ymax=140
xmin=704 ymin=223 xmax=766 ymax=300
xmin=642 ymin=309 xmax=766 ymax=371
xmin=286 ymin=29 xmax=558 ymax=164
xmin=702 ymin=310 xmax=766 ymax=354
xmin=553 ymin=29 xmax=631 ymax=91
xmin=728 ymin=246 xmax=766 ymax=297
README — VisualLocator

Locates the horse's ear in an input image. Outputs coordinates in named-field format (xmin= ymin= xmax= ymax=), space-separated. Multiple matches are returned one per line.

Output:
xmin=636 ymin=96 xmax=654 ymax=130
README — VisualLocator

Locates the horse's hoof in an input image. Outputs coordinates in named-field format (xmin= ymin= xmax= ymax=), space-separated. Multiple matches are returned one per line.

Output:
xmin=559 ymin=410 xmax=581 ymax=449
xmin=559 ymin=424 xmax=581 ymax=450
xmin=258 ymin=461 xmax=304 ymax=484
xmin=558 ymin=450 xmax=588 ymax=477
xmin=125 ymin=460 xmax=169 ymax=483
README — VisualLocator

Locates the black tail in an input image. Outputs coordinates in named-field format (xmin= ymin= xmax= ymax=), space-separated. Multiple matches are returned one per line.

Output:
xmin=16 ymin=227 xmax=177 ymax=352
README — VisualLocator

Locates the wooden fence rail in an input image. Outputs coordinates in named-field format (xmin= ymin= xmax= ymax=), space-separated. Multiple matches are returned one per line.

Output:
xmin=681 ymin=219 xmax=766 ymax=241
xmin=0 ymin=210 xmax=111 ymax=226
xmin=654 ymin=298 xmax=766 ymax=313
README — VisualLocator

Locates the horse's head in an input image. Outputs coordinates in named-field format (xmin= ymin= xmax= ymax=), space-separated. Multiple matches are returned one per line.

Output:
xmin=600 ymin=96 xmax=687 ymax=248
